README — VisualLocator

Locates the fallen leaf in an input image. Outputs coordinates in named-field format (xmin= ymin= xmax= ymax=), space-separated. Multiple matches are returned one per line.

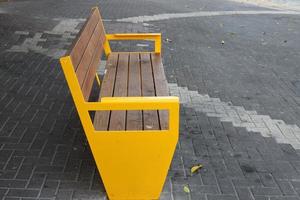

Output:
xmin=191 ymin=164 xmax=203 ymax=174
xmin=183 ymin=185 xmax=190 ymax=193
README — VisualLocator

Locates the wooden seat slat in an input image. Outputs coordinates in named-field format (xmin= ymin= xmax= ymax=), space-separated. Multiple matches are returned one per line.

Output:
xmin=126 ymin=53 xmax=143 ymax=130
xmin=109 ymin=53 xmax=129 ymax=131
xmin=93 ymin=53 xmax=168 ymax=131
xmin=69 ymin=8 xmax=101 ymax=69
xmin=140 ymin=53 xmax=160 ymax=130
xmin=151 ymin=53 xmax=169 ymax=130
xmin=93 ymin=53 xmax=119 ymax=131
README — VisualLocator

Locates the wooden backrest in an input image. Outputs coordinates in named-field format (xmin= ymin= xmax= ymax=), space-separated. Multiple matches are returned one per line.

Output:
xmin=65 ymin=7 xmax=106 ymax=101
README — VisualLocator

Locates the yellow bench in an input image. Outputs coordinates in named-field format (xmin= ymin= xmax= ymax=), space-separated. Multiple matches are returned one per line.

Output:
xmin=59 ymin=7 xmax=179 ymax=200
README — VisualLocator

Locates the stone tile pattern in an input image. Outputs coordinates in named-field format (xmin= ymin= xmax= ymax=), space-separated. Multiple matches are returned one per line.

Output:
xmin=8 ymin=19 xmax=85 ymax=59
xmin=163 ymin=106 xmax=300 ymax=200
xmin=1 ymin=46 xmax=300 ymax=200
xmin=157 ymin=15 xmax=300 ymax=129
xmin=2 ymin=50 xmax=300 ymax=199
xmin=0 ymin=50 xmax=105 ymax=199
xmin=169 ymin=83 xmax=300 ymax=150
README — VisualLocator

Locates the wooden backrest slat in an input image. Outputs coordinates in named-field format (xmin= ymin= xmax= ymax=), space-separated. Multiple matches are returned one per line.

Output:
xmin=76 ymin=21 xmax=103 ymax=87
xmin=81 ymin=35 xmax=104 ymax=101
xmin=127 ymin=53 xmax=143 ymax=130
xmin=65 ymin=7 xmax=106 ymax=101
xmin=69 ymin=8 xmax=100 ymax=69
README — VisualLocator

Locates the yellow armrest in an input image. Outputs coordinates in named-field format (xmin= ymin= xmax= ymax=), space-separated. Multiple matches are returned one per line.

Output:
xmin=106 ymin=33 xmax=161 ymax=40
xmin=84 ymin=96 xmax=178 ymax=111
xmin=84 ymin=96 xmax=179 ymax=132
xmin=103 ymin=33 xmax=162 ymax=55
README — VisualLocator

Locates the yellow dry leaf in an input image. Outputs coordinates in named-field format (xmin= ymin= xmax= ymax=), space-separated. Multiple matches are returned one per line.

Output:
xmin=183 ymin=185 xmax=190 ymax=193
xmin=191 ymin=164 xmax=203 ymax=174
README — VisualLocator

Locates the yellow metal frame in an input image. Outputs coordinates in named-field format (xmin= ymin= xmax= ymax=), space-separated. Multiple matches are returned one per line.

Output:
xmin=59 ymin=26 xmax=177 ymax=200
xmin=103 ymin=33 xmax=162 ymax=56
xmin=60 ymin=55 xmax=179 ymax=200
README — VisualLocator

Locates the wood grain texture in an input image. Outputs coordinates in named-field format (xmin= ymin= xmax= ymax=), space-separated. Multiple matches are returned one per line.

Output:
xmin=140 ymin=53 xmax=160 ymax=130
xmin=93 ymin=53 xmax=169 ymax=131
xmin=109 ymin=53 xmax=129 ymax=131
xmin=94 ymin=53 xmax=119 ymax=131
xmin=151 ymin=53 xmax=169 ymax=130
xmin=66 ymin=7 xmax=106 ymax=101
xmin=126 ymin=53 xmax=143 ymax=130
xmin=69 ymin=8 xmax=100 ymax=69
xmin=76 ymin=22 xmax=103 ymax=88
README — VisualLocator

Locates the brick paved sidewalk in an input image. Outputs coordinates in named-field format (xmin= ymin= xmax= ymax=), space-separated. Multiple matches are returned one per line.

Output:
xmin=1 ymin=0 xmax=300 ymax=200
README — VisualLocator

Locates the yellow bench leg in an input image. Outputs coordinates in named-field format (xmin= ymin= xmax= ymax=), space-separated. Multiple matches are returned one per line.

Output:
xmin=89 ymin=132 xmax=178 ymax=200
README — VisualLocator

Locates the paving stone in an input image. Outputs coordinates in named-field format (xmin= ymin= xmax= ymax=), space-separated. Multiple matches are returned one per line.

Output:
xmin=217 ymin=179 xmax=235 ymax=194
xmin=253 ymin=196 xmax=269 ymax=200
xmin=0 ymin=189 xmax=8 ymax=197
xmin=27 ymin=173 xmax=46 ymax=189
xmin=35 ymin=165 xmax=64 ymax=173
xmin=5 ymin=156 xmax=23 ymax=171
xmin=190 ymin=185 xmax=220 ymax=194
xmin=258 ymin=173 xmax=278 ymax=187
xmin=251 ymin=187 xmax=282 ymax=196
xmin=207 ymin=194 xmax=238 ymax=200
xmin=14 ymin=164 xmax=34 ymax=180
xmin=276 ymin=180 xmax=296 ymax=196
xmin=6 ymin=189 xmax=39 ymax=198
xmin=269 ymin=197 xmax=300 ymax=200
xmin=55 ymin=190 xmax=73 ymax=200
xmin=3 ymin=197 xmax=20 ymax=200
xmin=235 ymin=187 xmax=254 ymax=200
xmin=0 ymin=180 xmax=27 ymax=188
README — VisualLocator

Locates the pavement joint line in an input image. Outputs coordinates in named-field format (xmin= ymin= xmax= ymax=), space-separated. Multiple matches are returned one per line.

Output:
xmin=168 ymin=83 xmax=300 ymax=149
xmin=116 ymin=10 xmax=300 ymax=23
